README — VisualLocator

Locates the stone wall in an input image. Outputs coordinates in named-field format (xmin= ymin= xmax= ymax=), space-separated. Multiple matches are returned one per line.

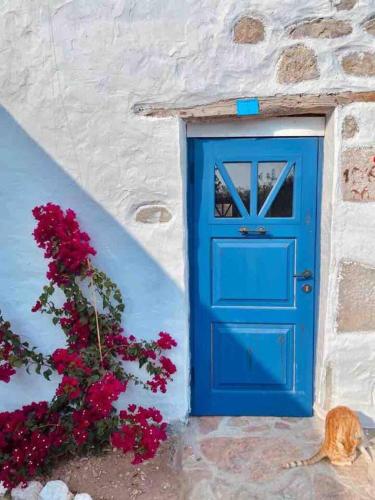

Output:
xmin=0 ymin=0 xmax=374 ymax=423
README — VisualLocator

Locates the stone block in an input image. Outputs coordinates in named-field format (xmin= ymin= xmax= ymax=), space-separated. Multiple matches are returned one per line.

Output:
xmin=277 ymin=44 xmax=319 ymax=84
xmin=334 ymin=0 xmax=357 ymax=10
xmin=233 ymin=17 xmax=265 ymax=44
xmin=0 ymin=482 xmax=6 ymax=498
xmin=11 ymin=481 xmax=43 ymax=500
xmin=39 ymin=481 xmax=73 ymax=500
xmin=341 ymin=52 xmax=375 ymax=77
xmin=341 ymin=147 xmax=375 ymax=201
xmin=363 ymin=17 xmax=375 ymax=36
xmin=337 ymin=261 xmax=375 ymax=332
xmin=289 ymin=18 xmax=352 ymax=39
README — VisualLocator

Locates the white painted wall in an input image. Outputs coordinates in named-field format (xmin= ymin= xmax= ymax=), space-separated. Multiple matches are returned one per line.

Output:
xmin=0 ymin=0 xmax=374 ymax=422
xmin=316 ymin=103 xmax=375 ymax=427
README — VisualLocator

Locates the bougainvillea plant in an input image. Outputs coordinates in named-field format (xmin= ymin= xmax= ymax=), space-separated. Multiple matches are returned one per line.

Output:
xmin=0 ymin=203 xmax=177 ymax=490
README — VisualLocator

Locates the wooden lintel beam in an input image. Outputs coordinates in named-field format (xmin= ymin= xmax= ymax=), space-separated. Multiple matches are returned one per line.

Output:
xmin=133 ymin=91 xmax=375 ymax=120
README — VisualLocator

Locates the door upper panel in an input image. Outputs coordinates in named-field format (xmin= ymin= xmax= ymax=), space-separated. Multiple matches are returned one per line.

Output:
xmin=199 ymin=138 xmax=319 ymax=226
xmin=212 ymin=238 xmax=295 ymax=307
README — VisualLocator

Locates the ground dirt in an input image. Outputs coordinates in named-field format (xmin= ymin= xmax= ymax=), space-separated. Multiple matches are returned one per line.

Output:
xmin=46 ymin=440 xmax=183 ymax=500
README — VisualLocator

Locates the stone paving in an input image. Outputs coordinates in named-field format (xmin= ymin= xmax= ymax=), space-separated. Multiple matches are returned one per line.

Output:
xmin=37 ymin=415 xmax=375 ymax=499
xmin=179 ymin=416 xmax=375 ymax=499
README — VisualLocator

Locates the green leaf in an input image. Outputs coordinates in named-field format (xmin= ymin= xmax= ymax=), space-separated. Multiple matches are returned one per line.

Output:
xmin=12 ymin=358 xmax=24 ymax=368
xmin=87 ymin=374 xmax=101 ymax=384
xmin=139 ymin=357 xmax=147 ymax=368
xmin=43 ymin=369 xmax=53 ymax=380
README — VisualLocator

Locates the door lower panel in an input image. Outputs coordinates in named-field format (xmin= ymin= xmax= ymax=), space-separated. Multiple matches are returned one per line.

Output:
xmin=212 ymin=323 xmax=294 ymax=390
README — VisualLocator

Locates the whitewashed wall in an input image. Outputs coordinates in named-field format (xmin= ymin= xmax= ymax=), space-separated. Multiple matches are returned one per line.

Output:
xmin=315 ymin=103 xmax=375 ymax=427
xmin=0 ymin=0 xmax=374 ymax=423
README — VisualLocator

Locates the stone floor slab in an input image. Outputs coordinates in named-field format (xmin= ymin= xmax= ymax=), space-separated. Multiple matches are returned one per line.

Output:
xmin=181 ymin=416 xmax=375 ymax=499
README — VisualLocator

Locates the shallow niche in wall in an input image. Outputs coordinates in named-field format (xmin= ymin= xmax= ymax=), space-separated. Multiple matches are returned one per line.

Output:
xmin=134 ymin=203 xmax=172 ymax=224
xmin=341 ymin=115 xmax=359 ymax=139
xmin=337 ymin=260 xmax=375 ymax=333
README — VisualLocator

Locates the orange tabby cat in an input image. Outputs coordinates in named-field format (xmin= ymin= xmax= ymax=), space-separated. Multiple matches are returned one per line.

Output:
xmin=284 ymin=406 xmax=372 ymax=468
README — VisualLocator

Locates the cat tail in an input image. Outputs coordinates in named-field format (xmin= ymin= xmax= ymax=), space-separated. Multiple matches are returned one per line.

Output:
xmin=283 ymin=448 xmax=326 ymax=469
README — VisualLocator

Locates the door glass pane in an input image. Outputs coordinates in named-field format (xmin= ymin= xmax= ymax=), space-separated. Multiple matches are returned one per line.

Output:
xmin=257 ymin=162 xmax=286 ymax=214
xmin=266 ymin=166 xmax=294 ymax=217
xmin=223 ymin=162 xmax=251 ymax=213
xmin=215 ymin=168 xmax=241 ymax=218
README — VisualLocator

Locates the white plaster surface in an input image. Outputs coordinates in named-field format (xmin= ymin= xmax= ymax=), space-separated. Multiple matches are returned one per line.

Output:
xmin=0 ymin=0 xmax=374 ymax=422
xmin=315 ymin=103 xmax=375 ymax=426
xmin=187 ymin=116 xmax=326 ymax=137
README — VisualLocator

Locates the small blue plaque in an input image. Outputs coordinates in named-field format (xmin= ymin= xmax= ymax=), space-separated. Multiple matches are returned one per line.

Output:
xmin=236 ymin=98 xmax=260 ymax=116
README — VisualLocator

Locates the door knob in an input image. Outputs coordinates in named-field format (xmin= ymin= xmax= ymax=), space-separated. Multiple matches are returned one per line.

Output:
xmin=239 ymin=226 xmax=267 ymax=235
xmin=293 ymin=269 xmax=313 ymax=279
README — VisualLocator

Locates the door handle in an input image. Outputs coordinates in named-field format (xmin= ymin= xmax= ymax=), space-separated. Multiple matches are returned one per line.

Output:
xmin=293 ymin=269 xmax=313 ymax=279
xmin=239 ymin=226 xmax=267 ymax=235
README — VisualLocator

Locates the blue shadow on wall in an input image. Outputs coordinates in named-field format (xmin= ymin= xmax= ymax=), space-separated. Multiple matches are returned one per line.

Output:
xmin=0 ymin=106 xmax=187 ymax=420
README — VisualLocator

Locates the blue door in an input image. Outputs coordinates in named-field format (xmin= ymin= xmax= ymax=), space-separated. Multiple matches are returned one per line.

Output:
xmin=189 ymin=137 xmax=321 ymax=416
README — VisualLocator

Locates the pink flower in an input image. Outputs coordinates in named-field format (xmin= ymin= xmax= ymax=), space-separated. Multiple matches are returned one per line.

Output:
xmin=86 ymin=373 xmax=127 ymax=417
xmin=156 ymin=332 xmax=177 ymax=350
xmin=56 ymin=375 xmax=81 ymax=400
xmin=160 ymin=356 xmax=176 ymax=375
xmin=31 ymin=301 xmax=42 ymax=313
xmin=0 ymin=363 xmax=16 ymax=383
xmin=32 ymin=203 xmax=96 ymax=283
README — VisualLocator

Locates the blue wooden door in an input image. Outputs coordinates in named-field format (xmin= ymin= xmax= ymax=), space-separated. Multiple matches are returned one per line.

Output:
xmin=189 ymin=137 xmax=321 ymax=416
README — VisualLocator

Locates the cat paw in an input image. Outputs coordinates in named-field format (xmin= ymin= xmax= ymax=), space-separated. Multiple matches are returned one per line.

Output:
xmin=331 ymin=460 xmax=353 ymax=466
